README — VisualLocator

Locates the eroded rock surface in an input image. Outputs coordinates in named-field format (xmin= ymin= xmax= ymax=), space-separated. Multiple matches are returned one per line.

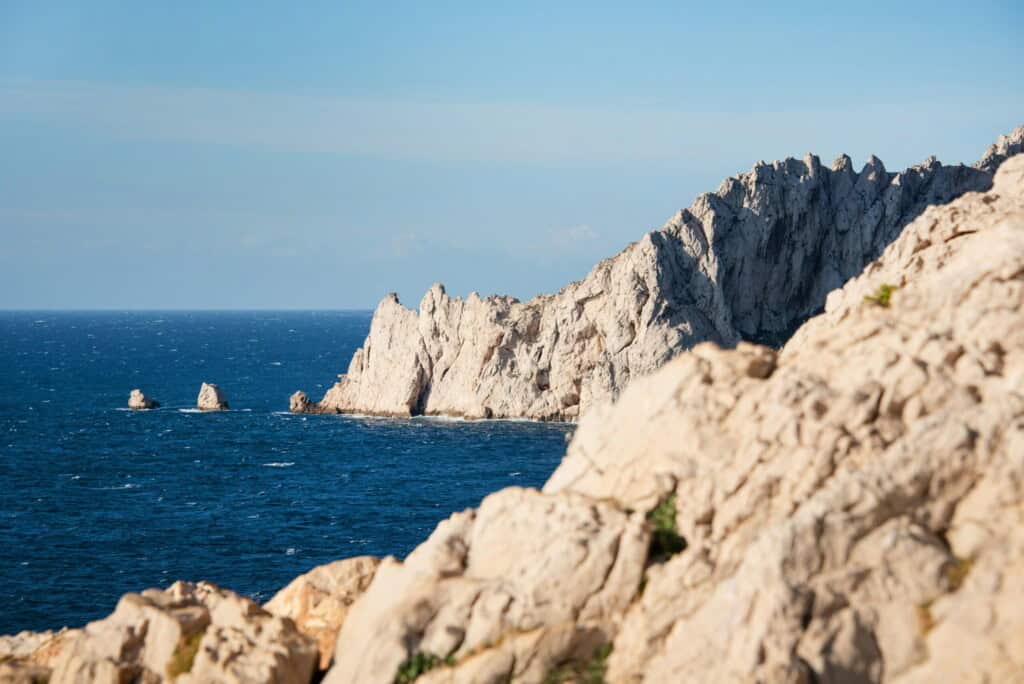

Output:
xmin=46 ymin=581 xmax=316 ymax=684
xmin=310 ymin=154 xmax=1024 ymax=683
xmin=294 ymin=127 xmax=1023 ymax=420
xmin=325 ymin=487 xmax=648 ymax=684
xmin=128 ymin=389 xmax=159 ymax=410
xmin=197 ymin=383 xmax=229 ymax=411
xmin=264 ymin=556 xmax=380 ymax=670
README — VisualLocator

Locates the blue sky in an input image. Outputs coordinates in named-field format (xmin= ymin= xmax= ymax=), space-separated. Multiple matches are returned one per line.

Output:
xmin=1 ymin=1 xmax=1021 ymax=309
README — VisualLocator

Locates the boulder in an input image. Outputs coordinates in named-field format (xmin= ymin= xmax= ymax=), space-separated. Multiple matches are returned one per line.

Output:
xmin=264 ymin=556 xmax=380 ymax=670
xmin=128 ymin=389 xmax=159 ymax=410
xmin=47 ymin=581 xmax=316 ymax=684
xmin=325 ymin=487 xmax=648 ymax=684
xmin=196 ymin=383 xmax=228 ymax=411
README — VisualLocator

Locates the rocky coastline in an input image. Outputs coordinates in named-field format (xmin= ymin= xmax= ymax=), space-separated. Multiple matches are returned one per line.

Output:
xmin=4 ymin=139 xmax=1024 ymax=683
xmin=291 ymin=127 xmax=1024 ymax=421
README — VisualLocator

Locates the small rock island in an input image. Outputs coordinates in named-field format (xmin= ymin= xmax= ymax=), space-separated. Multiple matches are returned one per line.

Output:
xmin=197 ymin=383 xmax=229 ymax=411
xmin=127 ymin=389 xmax=159 ymax=410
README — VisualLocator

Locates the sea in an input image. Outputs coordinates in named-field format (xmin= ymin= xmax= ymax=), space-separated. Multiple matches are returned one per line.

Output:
xmin=0 ymin=311 xmax=573 ymax=634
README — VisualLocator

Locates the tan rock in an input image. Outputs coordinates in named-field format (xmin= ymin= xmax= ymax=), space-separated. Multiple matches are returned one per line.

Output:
xmin=128 ymin=389 xmax=160 ymax=410
xmin=196 ymin=383 xmax=229 ymax=411
xmin=264 ymin=556 xmax=380 ymax=669
xmin=48 ymin=581 xmax=316 ymax=684
xmin=325 ymin=487 xmax=648 ymax=684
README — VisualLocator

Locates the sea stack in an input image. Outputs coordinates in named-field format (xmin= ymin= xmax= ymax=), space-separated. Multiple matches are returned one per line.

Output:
xmin=197 ymin=383 xmax=229 ymax=411
xmin=289 ymin=390 xmax=317 ymax=414
xmin=127 ymin=389 xmax=159 ymax=410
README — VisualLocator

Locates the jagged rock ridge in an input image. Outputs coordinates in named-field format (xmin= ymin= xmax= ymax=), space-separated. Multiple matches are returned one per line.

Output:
xmin=4 ymin=152 xmax=1024 ymax=684
xmin=295 ymin=126 xmax=1024 ymax=420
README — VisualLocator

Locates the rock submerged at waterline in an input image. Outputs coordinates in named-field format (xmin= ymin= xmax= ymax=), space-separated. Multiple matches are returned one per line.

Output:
xmin=196 ymin=382 xmax=229 ymax=411
xmin=127 ymin=389 xmax=159 ymax=410
xmin=292 ymin=126 xmax=1024 ymax=421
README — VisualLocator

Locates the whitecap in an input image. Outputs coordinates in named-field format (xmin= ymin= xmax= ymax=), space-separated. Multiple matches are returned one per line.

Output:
xmin=178 ymin=408 xmax=203 ymax=413
xmin=509 ymin=471 xmax=521 ymax=477
xmin=263 ymin=462 xmax=295 ymax=468
xmin=269 ymin=361 xmax=283 ymax=366
xmin=285 ymin=547 xmax=297 ymax=555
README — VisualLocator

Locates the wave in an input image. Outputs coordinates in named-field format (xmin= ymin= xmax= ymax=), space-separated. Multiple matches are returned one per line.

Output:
xmin=262 ymin=462 xmax=295 ymax=468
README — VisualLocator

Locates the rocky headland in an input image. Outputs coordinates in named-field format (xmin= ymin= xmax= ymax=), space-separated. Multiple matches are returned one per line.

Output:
xmin=4 ymin=139 xmax=1024 ymax=684
xmin=292 ymin=127 xmax=1023 ymax=420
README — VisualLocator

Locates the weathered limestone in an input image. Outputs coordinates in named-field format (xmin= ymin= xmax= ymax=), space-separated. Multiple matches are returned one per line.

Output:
xmin=197 ymin=383 xmax=229 ymax=411
xmin=128 ymin=389 xmax=159 ymax=410
xmin=307 ymin=154 xmax=1024 ymax=682
xmin=264 ymin=556 xmax=380 ymax=670
xmin=46 ymin=581 xmax=316 ymax=684
xmin=325 ymin=487 xmax=648 ymax=684
xmin=0 ymin=628 xmax=78 ymax=683
xmin=294 ymin=127 xmax=1024 ymax=420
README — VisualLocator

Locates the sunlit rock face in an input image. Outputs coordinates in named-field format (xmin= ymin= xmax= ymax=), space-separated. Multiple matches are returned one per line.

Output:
xmin=295 ymin=127 xmax=1023 ymax=421
xmin=323 ymin=154 xmax=1024 ymax=683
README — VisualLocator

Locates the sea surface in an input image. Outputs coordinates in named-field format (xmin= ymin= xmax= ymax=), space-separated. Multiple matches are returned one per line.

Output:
xmin=0 ymin=311 xmax=572 ymax=634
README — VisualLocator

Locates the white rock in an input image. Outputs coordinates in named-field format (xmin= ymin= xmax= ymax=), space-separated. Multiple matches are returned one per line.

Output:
xmin=128 ymin=389 xmax=159 ymax=410
xmin=48 ymin=581 xmax=316 ymax=684
xmin=298 ymin=128 xmax=1022 ymax=421
xmin=322 ymin=154 xmax=1024 ymax=683
xmin=196 ymin=383 xmax=228 ymax=411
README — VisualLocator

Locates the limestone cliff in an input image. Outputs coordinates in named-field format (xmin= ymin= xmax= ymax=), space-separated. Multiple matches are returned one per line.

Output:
xmin=295 ymin=126 xmax=1023 ymax=420
xmin=324 ymin=152 xmax=1024 ymax=682
xmin=4 ymin=153 xmax=1024 ymax=684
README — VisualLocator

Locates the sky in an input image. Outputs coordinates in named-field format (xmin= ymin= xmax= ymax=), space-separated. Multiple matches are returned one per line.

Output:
xmin=0 ymin=1 xmax=1021 ymax=309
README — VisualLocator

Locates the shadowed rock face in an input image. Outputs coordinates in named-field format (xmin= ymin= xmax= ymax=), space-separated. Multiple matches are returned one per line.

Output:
xmin=295 ymin=127 xmax=1023 ymax=420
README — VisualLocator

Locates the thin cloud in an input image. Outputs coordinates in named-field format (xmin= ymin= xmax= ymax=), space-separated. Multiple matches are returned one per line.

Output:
xmin=1 ymin=77 xmax=1018 ymax=168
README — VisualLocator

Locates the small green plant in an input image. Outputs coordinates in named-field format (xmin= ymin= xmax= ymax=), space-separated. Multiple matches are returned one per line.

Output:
xmin=394 ymin=651 xmax=454 ymax=684
xmin=916 ymin=600 xmax=935 ymax=634
xmin=944 ymin=556 xmax=974 ymax=591
xmin=543 ymin=643 xmax=612 ymax=684
xmin=167 ymin=631 xmax=204 ymax=679
xmin=647 ymin=494 xmax=686 ymax=563
xmin=864 ymin=283 xmax=897 ymax=308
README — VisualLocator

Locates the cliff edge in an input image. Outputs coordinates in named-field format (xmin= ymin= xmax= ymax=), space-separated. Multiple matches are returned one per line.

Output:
xmin=4 ymin=153 xmax=1024 ymax=683
xmin=295 ymin=126 xmax=1024 ymax=420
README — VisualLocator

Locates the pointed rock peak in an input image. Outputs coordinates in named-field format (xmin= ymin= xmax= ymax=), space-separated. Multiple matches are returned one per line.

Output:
xmin=862 ymin=154 xmax=886 ymax=175
xmin=831 ymin=153 xmax=854 ymax=173
xmin=975 ymin=124 xmax=1024 ymax=173
xmin=420 ymin=282 xmax=449 ymax=311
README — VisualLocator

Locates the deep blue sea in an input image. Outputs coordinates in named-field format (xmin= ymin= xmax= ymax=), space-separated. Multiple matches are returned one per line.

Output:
xmin=0 ymin=311 xmax=572 ymax=634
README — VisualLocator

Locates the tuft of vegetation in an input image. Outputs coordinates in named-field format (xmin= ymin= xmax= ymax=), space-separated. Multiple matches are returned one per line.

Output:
xmin=543 ymin=643 xmax=612 ymax=684
xmin=394 ymin=651 xmax=455 ymax=684
xmin=167 ymin=631 xmax=204 ymax=679
xmin=864 ymin=283 xmax=897 ymax=308
xmin=944 ymin=556 xmax=974 ymax=592
xmin=647 ymin=494 xmax=686 ymax=563
xmin=916 ymin=600 xmax=936 ymax=634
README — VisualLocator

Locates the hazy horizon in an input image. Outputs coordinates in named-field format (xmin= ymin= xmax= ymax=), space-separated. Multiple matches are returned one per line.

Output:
xmin=2 ymin=1 xmax=1021 ymax=309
